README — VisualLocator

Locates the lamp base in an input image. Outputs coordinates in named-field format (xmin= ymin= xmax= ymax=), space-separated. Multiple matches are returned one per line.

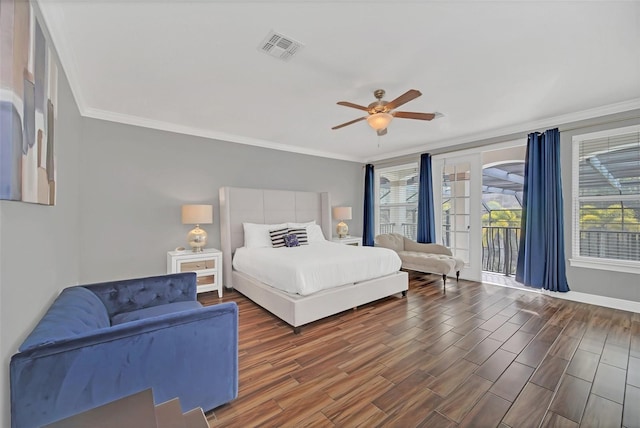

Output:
xmin=187 ymin=225 xmax=207 ymax=252
xmin=336 ymin=221 xmax=348 ymax=239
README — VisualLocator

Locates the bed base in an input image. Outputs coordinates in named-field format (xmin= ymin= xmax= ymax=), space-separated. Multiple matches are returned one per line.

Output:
xmin=231 ymin=270 xmax=408 ymax=333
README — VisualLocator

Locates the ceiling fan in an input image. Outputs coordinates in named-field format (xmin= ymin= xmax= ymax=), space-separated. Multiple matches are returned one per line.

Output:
xmin=332 ymin=89 xmax=436 ymax=136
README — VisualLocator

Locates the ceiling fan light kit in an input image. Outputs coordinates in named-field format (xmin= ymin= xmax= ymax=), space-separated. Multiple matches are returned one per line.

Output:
xmin=366 ymin=112 xmax=393 ymax=131
xmin=332 ymin=88 xmax=437 ymax=136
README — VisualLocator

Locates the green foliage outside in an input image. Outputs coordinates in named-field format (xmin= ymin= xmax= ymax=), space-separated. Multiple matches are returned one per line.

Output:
xmin=481 ymin=201 xmax=521 ymax=228
xmin=580 ymin=203 xmax=640 ymax=232
xmin=480 ymin=202 xmax=521 ymax=248
xmin=478 ymin=201 xmax=639 ymax=232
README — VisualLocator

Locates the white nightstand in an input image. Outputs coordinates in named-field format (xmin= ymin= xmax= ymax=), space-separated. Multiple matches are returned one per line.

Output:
xmin=332 ymin=236 xmax=362 ymax=246
xmin=167 ymin=248 xmax=223 ymax=297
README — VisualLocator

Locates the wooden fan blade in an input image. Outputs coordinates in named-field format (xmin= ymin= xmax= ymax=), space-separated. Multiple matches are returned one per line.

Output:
xmin=337 ymin=101 xmax=370 ymax=112
xmin=386 ymin=89 xmax=422 ymax=111
xmin=393 ymin=111 xmax=436 ymax=121
xmin=331 ymin=116 xmax=367 ymax=130
xmin=377 ymin=128 xmax=387 ymax=136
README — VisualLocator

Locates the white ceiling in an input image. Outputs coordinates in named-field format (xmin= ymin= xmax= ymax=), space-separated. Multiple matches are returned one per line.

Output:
xmin=38 ymin=1 xmax=640 ymax=163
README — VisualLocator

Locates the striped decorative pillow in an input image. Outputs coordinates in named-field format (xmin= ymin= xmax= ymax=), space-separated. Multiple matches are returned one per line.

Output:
xmin=269 ymin=227 xmax=289 ymax=248
xmin=288 ymin=228 xmax=308 ymax=245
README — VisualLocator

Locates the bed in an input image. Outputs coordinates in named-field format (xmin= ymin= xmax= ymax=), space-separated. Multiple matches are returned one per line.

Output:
xmin=219 ymin=186 xmax=409 ymax=333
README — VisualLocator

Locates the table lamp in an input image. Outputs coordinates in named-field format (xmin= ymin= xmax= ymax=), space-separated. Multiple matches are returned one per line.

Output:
xmin=181 ymin=204 xmax=213 ymax=252
xmin=332 ymin=206 xmax=352 ymax=238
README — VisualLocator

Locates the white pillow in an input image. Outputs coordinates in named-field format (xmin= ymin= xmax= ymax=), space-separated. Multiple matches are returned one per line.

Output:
xmin=287 ymin=221 xmax=316 ymax=229
xmin=307 ymin=224 xmax=326 ymax=243
xmin=243 ymin=222 xmax=287 ymax=248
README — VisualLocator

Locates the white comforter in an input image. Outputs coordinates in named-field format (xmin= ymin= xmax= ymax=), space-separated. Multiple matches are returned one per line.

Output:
xmin=232 ymin=241 xmax=402 ymax=296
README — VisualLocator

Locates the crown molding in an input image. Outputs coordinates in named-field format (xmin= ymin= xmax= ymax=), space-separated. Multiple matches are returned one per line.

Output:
xmin=83 ymin=107 xmax=363 ymax=163
xmin=81 ymin=99 xmax=640 ymax=165
xmin=365 ymin=98 xmax=640 ymax=162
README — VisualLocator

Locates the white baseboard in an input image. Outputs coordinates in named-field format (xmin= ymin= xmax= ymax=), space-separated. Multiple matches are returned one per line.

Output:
xmin=484 ymin=280 xmax=640 ymax=313
xmin=540 ymin=289 xmax=640 ymax=314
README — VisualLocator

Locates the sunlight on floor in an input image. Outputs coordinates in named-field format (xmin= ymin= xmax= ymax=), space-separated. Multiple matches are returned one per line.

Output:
xmin=482 ymin=271 xmax=535 ymax=292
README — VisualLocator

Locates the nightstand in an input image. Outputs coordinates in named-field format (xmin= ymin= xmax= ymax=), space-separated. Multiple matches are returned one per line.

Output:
xmin=332 ymin=236 xmax=362 ymax=246
xmin=167 ymin=248 xmax=223 ymax=297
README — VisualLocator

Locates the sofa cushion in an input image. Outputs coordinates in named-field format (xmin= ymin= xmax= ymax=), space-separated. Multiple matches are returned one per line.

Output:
xmin=19 ymin=287 xmax=110 ymax=352
xmin=111 ymin=301 xmax=203 ymax=325
xmin=397 ymin=251 xmax=457 ymax=275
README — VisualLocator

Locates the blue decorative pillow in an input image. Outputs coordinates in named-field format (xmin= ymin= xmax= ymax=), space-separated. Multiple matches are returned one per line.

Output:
xmin=284 ymin=234 xmax=300 ymax=247
xmin=288 ymin=228 xmax=308 ymax=245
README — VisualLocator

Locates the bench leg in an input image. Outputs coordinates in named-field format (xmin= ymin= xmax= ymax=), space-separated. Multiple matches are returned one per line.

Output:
xmin=402 ymin=290 xmax=407 ymax=297
xmin=442 ymin=274 xmax=447 ymax=293
xmin=456 ymin=271 xmax=460 ymax=281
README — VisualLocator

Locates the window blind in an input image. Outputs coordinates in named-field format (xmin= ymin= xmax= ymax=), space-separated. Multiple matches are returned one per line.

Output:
xmin=378 ymin=164 xmax=419 ymax=239
xmin=575 ymin=128 xmax=640 ymax=263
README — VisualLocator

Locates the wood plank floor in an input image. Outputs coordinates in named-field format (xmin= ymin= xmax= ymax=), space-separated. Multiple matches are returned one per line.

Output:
xmin=198 ymin=272 xmax=640 ymax=427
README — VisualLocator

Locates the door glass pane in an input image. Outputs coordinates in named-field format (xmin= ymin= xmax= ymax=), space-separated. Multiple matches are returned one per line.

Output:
xmin=442 ymin=162 xmax=471 ymax=263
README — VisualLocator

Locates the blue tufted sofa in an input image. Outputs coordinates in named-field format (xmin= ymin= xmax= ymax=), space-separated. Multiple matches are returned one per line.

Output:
xmin=10 ymin=272 xmax=238 ymax=428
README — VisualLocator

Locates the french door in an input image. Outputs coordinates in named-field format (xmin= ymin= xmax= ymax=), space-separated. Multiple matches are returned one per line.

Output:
xmin=433 ymin=153 xmax=482 ymax=281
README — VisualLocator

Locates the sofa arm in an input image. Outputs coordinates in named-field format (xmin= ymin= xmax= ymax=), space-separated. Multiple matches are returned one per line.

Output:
xmin=403 ymin=239 xmax=453 ymax=256
xmin=10 ymin=302 xmax=238 ymax=428
xmin=83 ymin=272 xmax=197 ymax=318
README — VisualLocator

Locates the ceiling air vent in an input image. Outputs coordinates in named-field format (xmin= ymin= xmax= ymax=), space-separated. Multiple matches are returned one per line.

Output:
xmin=258 ymin=30 xmax=304 ymax=62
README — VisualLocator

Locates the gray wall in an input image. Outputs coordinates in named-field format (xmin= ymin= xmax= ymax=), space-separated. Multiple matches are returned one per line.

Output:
xmin=561 ymin=115 xmax=640 ymax=302
xmin=78 ymin=118 xmax=364 ymax=283
xmin=0 ymin=57 xmax=82 ymax=425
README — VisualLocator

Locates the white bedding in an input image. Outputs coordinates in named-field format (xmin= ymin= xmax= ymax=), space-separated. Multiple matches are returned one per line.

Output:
xmin=232 ymin=241 xmax=402 ymax=296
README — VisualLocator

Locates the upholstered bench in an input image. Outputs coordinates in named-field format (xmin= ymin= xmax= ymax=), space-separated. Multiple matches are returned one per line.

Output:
xmin=375 ymin=233 xmax=463 ymax=290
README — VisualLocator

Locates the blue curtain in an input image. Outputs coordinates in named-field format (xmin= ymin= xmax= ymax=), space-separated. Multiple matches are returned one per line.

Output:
xmin=363 ymin=164 xmax=375 ymax=246
xmin=516 ymin=128 xmax=569 ymax=292
xmin=417 ymin=153 xmax=436 ymax=243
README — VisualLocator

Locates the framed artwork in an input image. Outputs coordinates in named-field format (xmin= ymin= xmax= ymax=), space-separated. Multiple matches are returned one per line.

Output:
xmin=1 ymin=0 xmax=58 ymax=206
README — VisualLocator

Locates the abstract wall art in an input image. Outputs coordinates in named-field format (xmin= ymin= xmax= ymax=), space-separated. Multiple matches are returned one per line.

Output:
xmin=1 ymin=0 xmax=58 ymax=205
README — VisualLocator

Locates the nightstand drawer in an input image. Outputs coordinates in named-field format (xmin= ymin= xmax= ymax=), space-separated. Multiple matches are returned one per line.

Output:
xmin=196 ymin=274 xmax=216 ymax=286
xmin=180 ymin=259 xmax=216 ymax=272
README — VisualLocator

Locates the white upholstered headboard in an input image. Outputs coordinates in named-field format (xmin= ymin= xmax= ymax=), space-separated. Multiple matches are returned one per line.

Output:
xmin=219 ymin=187 xmax=331 ymax=288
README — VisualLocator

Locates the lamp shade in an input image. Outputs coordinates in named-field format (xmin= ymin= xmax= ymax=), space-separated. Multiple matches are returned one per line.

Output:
xmin=332 ymin=206 xmax=352 ymax=220
xmin=181 ymin=204 xmax=213 ymax=225
xmin=366 ymin=112 xmax=393 ymax=131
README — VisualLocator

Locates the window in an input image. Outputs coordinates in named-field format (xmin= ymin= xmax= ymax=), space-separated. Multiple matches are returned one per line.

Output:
xmin=376 ymin=163 xmax=419 ymax=240
xmin=572 ymin=125 xmax=640 ymax=273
